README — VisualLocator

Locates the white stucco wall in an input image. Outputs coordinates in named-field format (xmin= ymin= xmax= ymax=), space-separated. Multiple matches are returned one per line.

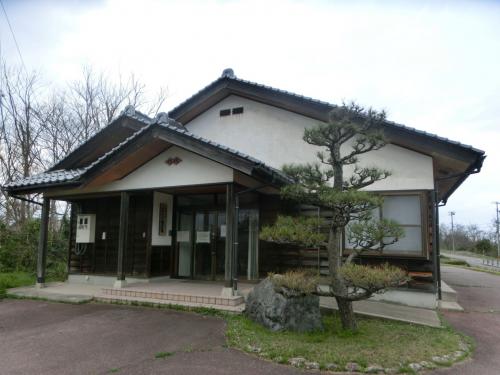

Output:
xmin=185 ymin=95 xmax=434 ymax=190
xmin=88 ymin=146 xmax=233 ymax=193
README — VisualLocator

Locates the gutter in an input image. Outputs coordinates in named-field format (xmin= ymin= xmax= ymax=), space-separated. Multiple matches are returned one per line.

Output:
xmin=2 ymin=180 xmax=82 ymax=196
xmin=439 ymin=154 xmax=486 ymax=204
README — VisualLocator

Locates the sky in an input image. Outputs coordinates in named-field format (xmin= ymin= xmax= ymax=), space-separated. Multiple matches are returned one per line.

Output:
xmin=0 ymin=0 xmax=499 ymax=231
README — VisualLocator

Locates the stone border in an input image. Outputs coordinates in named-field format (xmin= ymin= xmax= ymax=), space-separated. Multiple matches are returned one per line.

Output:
xmin=245 ymin=339 xmax=471 ymax=373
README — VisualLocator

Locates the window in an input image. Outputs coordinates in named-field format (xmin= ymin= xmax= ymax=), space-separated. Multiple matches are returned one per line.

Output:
xmin=219 ymin=109 xmax=231 ymax=117
xmin=158 ymin=203 xmax=168 ymax=236
xmin=344 ymin=193 xmax=425 ymax=256
xmin=232 ymin=106 xmax=244 ymax=115
xmin=382 ymin=195 xmax=423 ymax=255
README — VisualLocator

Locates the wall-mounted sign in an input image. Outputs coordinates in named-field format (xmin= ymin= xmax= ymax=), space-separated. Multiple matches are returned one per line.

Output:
xmin=196 ymin=231 xmax=211 ymax=243
xmin=177 ymin=230 xmax=190 ymax=243
xmin=166 ymin=157 xmax=182 ymax=166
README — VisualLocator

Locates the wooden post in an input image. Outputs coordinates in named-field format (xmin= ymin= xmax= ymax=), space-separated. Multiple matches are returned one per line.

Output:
xmin=116 ymin=191 xmax=130 ymax=286
xmin=224 ymin=184 xmax=234 ymax=288
xmin=170 ymin=195 xmax=178 ymax=277
xmin=145 ymin=193 xmax=153 ymax=278
xmin=36 ymin=197 xmax=50 ymax=288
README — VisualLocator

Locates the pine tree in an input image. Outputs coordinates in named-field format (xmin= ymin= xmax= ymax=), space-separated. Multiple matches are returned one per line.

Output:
xmin=261 ymin=102 xmax=408 ymax=331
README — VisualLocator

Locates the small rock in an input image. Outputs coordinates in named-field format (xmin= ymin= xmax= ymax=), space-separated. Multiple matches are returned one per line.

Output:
xmin=345 ymin=362 xmax=360 ymax=372
xmin=432 ymin=356 xmax=450 ymax=365
xmin=246 ymin=345 xmax=261 ymax=353
xmin=325 ymin=363 xmax=339 ymax=370
xmin=273 ymin=356 xmax=284 ymax=363
xmin=408 ymin=363 xmax=422 ymax=372
xmin=459 ymin=341 xmax=469 ymax=352
xmin=365 ymin=364 xmax=384 ymax=373
xmin=384 ymin=368 xmax=398 ymax=374
xmin=419 ymin=361 xmax=436 ymax=369
xmin=453 ymin=350 xmax=465 ymax=359
xmin=288 ymin=357 xmax=306 ymax=367
xmin=305 ymin=361 xmax=320 ymax=370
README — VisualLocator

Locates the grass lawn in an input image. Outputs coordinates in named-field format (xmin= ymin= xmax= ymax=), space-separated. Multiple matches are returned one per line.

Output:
xmin=0 ymin=272 xmax=35 ymax=298
xmin=226 ymin=312 xmax=469 ymax=371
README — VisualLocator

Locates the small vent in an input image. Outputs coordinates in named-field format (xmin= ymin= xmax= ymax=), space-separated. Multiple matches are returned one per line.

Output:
xmin=232 ymin=107 xmax=244 ymax=115
xmin=219 ymin=109 xmax=231 ymax=117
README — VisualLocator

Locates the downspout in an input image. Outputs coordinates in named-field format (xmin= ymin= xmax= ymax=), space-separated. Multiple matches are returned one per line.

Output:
xmin=432 ymin=189 xmax=442 ymax=300
xmin=10 ymin=194 xmax=44 ymax=207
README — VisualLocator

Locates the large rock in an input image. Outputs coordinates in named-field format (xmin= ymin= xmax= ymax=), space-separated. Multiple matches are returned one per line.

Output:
xmin=245 ymin=278 xmax=323 ymax=332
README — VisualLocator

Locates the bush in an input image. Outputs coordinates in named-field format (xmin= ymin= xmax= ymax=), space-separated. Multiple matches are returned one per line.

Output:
xmin=0 ymin=272 xmax=35 ymax=298
xmin=476 ymin=239 xmax=495 ymax=257
xmin=269 ymin=269 xmax=320 ymax=295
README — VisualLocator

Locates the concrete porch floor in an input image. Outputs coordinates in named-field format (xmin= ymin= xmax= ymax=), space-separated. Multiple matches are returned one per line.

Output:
xmin=8 ymin=280 xmax=442 ymax=327
xmin=7 ymin=279 xmax=255 ymax=312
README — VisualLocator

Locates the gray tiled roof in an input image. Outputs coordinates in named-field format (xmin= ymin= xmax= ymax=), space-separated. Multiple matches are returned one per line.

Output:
xmin=3 ymin=117 xmax=155 ymax=190
xmin=169 ymin=73 xmax=484 ymax=155
xmin=3 ymin=108 xmax=292 ymax=190
xmin=3 ymin=168 xmax=86 ymax=189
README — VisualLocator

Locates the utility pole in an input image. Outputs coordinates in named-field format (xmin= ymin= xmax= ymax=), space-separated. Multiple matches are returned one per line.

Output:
xmin=449 ymin=211 xmax=456 ymax=252
xmin=494 ymin=202 xmax=500 ymax=258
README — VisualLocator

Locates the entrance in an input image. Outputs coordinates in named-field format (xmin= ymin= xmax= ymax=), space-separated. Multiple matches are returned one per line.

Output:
xmin=176 ymin=208 xmax=226 ymax=280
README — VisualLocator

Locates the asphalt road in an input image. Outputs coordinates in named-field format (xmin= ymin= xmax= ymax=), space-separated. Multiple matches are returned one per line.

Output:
xmin=432 ymin=266 xmax=500 ymax=375
xmin=0 ymin=300 xmax=299 ymax=375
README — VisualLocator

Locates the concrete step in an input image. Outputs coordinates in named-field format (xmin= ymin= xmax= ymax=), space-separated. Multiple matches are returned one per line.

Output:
xmin=101 ymin=287 xmax=244 ymax=307
xmin=95 ymin=293 xmax=245 ymax=313
xmin=438 ymin=301 xmax=464 ymax=312
xmin=440 ymin=281 xmax=458 ymax=303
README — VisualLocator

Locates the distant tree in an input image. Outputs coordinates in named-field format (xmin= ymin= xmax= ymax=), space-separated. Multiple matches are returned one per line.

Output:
xmin=260 ymin=102 xmax=408 ymax=331
xmin=0 ymin=62 xmax=168 ymax=275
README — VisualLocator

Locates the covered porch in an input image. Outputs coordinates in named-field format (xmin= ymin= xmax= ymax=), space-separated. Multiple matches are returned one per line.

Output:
xmin=38 ymin=179 xmax=275 ymax=297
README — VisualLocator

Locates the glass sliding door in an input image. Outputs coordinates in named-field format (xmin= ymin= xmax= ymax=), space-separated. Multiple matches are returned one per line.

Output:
xmin=194 ymin=210 xmax=216 ymax=279
xmin=238 ymin=209 xmax=259 ymax=280
xmin=177 ymin=212 xmax=192 ymax=277
xmin=176 ymin=208 xmax=226 ymax=280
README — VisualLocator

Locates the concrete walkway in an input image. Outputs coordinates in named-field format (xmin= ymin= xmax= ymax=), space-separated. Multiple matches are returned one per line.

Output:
xmin=320 ymin=297 xmax=442 ymax=327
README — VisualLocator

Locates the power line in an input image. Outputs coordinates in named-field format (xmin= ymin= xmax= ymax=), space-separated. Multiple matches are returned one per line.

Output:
xmin=0 ymin=0 xmax=27 ymax=74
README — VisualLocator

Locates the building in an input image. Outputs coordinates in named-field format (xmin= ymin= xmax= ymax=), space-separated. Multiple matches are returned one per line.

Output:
xmin=3 ymin=69 xmax=485 ymax=306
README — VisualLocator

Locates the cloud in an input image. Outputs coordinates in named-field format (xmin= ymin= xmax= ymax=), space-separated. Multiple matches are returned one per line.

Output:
xmin=1 ymin=0 xmax=499 ymax=228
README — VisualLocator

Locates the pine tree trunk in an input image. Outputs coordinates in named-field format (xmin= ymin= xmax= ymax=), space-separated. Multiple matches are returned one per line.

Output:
xmin=336 ymin=297 xmax=357 ymax=331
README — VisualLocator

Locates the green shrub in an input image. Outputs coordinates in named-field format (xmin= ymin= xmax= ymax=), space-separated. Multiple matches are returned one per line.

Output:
xmin=269 ymin=269 xmax=320 ymax=295
xmin=0 ymin=272 xmax=35 ymax=298
xmin=339 ymin=263 xmax=409 ymax=294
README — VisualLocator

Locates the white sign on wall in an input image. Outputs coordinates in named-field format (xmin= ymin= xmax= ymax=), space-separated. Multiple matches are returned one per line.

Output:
xmin=196 ymin=231 xmax=211 ymax=243
xmin=177 ymin=231 xmax=190 ymax=243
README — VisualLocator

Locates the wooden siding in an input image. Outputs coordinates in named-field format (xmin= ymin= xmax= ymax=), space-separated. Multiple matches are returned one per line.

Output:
xmin=258 ymin=193 xmax=435 ymax=291
xmin=68 ymin=194 xmax=167 ymax=277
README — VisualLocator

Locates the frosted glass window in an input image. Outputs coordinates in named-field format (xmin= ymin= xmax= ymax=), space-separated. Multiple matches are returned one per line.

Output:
xmin=344 ymin=207 xmax=380 ymax=250
xmin=384 ymin=227 xmax=422 ymax=254
xmin=382 ymin=196 xmax=421 ymax=225
xmin=343 ymin=194 xmax=424 ymax=256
